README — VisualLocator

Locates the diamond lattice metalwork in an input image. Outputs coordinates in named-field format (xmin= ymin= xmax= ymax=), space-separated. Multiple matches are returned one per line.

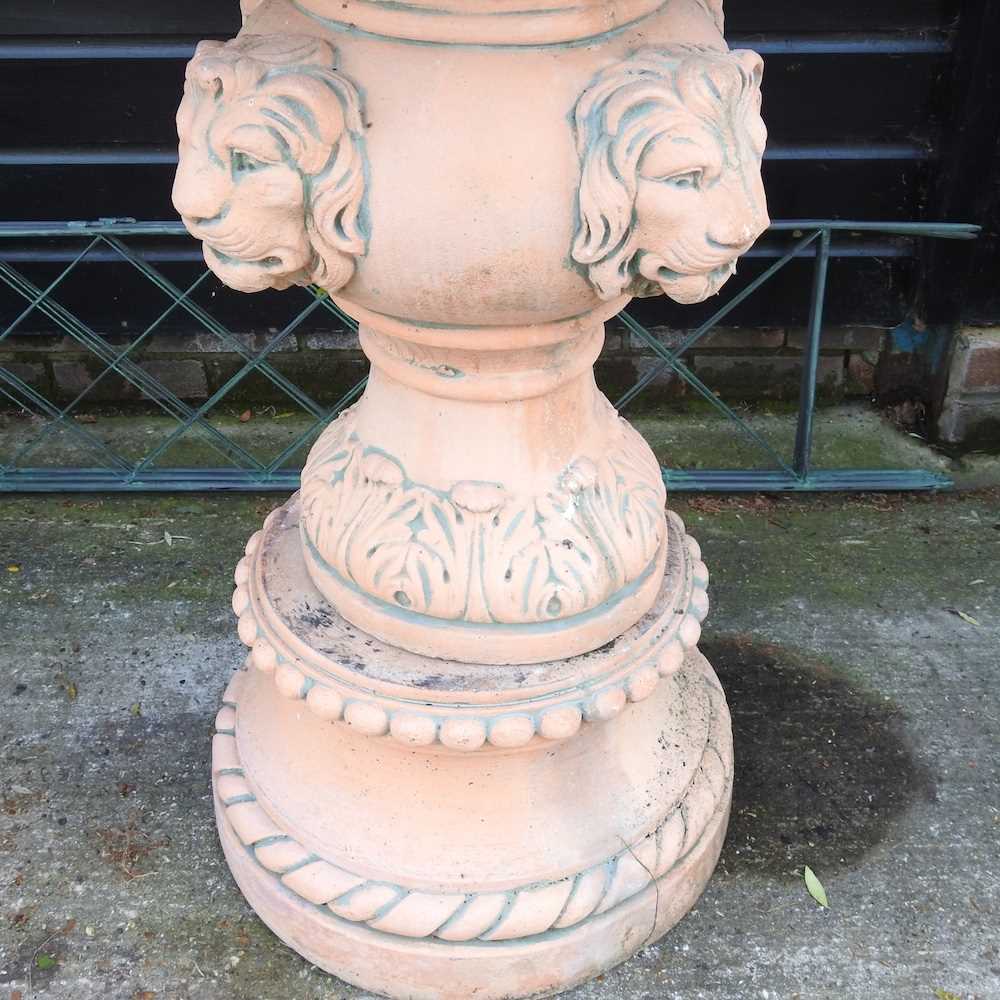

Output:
xmin=0 ymin=219 xmax=978 ymax=492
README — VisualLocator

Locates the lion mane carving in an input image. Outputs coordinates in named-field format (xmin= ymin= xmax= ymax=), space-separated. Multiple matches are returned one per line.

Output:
xmin=695 ymin=0 xmax=725 ymax=33
xmin=172 ymin=34 xmax=367 ymax=294
xmin=571 ymin=46 xmax=769 ymax=304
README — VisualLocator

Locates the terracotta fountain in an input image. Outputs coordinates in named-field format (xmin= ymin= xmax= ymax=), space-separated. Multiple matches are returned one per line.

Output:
xmin=172 ymin=1 xmax=767 ymax=995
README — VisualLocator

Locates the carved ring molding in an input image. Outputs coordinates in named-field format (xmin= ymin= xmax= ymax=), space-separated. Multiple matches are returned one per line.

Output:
xmin=232 ymin=501 xmax=709 ymax=751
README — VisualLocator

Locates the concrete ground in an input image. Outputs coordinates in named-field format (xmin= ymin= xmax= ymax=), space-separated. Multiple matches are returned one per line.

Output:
xmin=0 ymin=408 xmax=998 ymax=1000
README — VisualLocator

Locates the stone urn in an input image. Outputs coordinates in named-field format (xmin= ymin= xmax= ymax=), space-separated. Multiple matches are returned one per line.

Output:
xmin=172 ymin=1 xmax=767 ymax=996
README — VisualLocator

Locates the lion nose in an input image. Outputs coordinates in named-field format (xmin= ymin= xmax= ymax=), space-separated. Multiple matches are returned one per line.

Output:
xmin=707 ymin=165 xmax=770 ymax=250
xmin=709 ymin=225 xmax=757 ymax=250
xmin=726 ymin=213 xmax=769 ymax=247
xmin=709 ymin=196 xmax=769 ymax=249
xmin=172 ymin=158 xmax=227 ymax=224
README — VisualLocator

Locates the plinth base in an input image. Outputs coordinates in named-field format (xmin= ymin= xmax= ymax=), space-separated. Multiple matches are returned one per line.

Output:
xmin=214 ymin=499 xmax=732 ymax=998
xmin=216 ymin=693 xmax=729 ymax=999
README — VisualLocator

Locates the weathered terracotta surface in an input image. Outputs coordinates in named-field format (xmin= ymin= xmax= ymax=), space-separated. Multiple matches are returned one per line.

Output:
xmin=174 ymin=0 xmax=766 ymax=994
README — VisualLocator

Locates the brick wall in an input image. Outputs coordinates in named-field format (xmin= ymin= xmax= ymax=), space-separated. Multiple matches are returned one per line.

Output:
xmin=597 ymin=320 xmax=882 ymax=405
xmin=0 ymin=323 xmax=883 ymax=413
xmin=939 ymin=327 xmax=1000 ymax=444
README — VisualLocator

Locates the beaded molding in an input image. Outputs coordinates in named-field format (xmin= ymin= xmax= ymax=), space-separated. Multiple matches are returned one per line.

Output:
xmin=230 ymin=508 xmax=710 ymax=750
xmin=213 ymin=669 xmax=731 ymax=942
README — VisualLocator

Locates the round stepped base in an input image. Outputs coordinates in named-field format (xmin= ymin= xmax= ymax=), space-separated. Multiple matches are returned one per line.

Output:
xmin=213 ymin=498 xmax=732 ymax=998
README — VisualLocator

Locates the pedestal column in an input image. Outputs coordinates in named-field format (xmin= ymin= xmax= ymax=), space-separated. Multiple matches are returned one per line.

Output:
xmin=173 ymin=2 xmax=768 ymax=996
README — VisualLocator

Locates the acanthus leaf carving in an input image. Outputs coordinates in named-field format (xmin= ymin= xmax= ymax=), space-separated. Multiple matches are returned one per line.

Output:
xmin=300 ymin=406 xmax=666 ymax=626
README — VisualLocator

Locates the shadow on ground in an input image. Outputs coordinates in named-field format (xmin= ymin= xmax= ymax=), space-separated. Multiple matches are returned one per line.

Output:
xmin=707 ymin=634 xmax=937 ymax=878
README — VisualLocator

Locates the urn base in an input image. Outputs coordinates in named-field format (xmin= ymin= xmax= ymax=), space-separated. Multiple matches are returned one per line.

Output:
xmin=212 ymin=498 xmax=733 ymax=1000
xmin=214 ymin=500 xmax=732 ymax=998
xmin=214 ymin=654 xmax=731 ymax=999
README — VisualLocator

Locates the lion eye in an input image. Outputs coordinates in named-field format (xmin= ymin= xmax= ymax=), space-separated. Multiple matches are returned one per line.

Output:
xmin=231 ymin=150 xmax=266 ymax=175
xmin=666 ymin=170 xmax=702 ymax=190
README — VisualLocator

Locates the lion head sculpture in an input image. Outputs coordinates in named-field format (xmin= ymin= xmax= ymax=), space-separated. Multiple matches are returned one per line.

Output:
xmin=571 ymin=46 xmax=769 ymax=304
xmin=172 ymin=34 xmax=367 ymax=294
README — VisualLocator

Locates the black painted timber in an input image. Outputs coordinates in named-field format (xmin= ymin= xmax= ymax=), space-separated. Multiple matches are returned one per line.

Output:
xmin=3 ymin=0 xmax=997 ymax=335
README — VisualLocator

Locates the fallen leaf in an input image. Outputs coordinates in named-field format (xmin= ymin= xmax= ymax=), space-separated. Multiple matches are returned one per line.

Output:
xmin=74 ymin=413 xmax=98 ymax=424
xmin=34 ymin=953 xmax=56 ymax=970
xmin=130 ymin=703 xmax=142 ymax=717
xmin=954 ymin=610 xmax=981 ymax=626
xmin=238 ymin=409 xmax=252 ymax=422
xmin=7 ymin=563 xmax=20 ymax=573
xmin=133 ymin=991 xmax=156 ymax=1000
xmin=934 ymin=990 xmax=961 ymax=1000
xmin=166 ymin=581 xmax=178 ymax=589
xmin=274 ymin=411 xmax=296 ymax=420
xmin=803 ymin=865 xmax=828 ymax=908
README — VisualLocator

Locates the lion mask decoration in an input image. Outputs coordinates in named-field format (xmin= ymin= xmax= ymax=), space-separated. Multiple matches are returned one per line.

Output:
xmin=172 ymin=34 xmax=367 ymax=294
xmin=571 ymin=46 xmax=769 ymax=304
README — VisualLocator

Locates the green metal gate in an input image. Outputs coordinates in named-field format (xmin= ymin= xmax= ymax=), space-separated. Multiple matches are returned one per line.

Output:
xmin=0 ymin=219 xmax=977 ymax=493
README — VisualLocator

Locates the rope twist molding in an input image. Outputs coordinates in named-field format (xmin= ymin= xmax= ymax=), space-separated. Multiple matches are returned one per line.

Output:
xmin=213 ymin=667 xmax=731 ymax=942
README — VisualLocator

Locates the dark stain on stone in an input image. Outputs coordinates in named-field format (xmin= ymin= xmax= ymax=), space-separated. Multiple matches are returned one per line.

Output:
xmin=704 ymin=634 xmax=936 ymax=878
xmin=294 ymin=602 xmax=336 ymax=631
xmin=592 ymin=637 xmax=620 ymax=656
xmin=413 ymin=673 xmax=446 ymax=689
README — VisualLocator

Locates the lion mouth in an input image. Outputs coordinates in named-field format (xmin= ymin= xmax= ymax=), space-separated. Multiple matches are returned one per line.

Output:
xmin=656 ymin=259 xmax=737 ymax=283
xmin=209 ymin=247 xmax=283 ymax=269
xmin=655 ymin=259 xmax=737 ymax=291
xmin=645 ymin=258 xmax=739 ymax=304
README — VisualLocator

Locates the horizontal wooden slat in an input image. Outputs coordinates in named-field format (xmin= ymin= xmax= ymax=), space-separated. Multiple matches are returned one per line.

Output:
xmin=0 ymin=141 xmax=934 ymax=166
xmin=0 ymin=36 xmax=205 ymax=59
xmin=0 ymin=60 xmax=186 ymax=147
xmin=0 ymin=4 xmax=240 ymax=34
xmin=730 ymin=32 xmax=951 ymax=55
xmin=0 ymin=49 xmax=948 ymax=147
xmin=724 ymin=0 xmax=958 ymax=32
xmin=0 ymin=156 xmax=930 ymax=222
xmin=0 ymin=31 xmax=953 ymax=60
